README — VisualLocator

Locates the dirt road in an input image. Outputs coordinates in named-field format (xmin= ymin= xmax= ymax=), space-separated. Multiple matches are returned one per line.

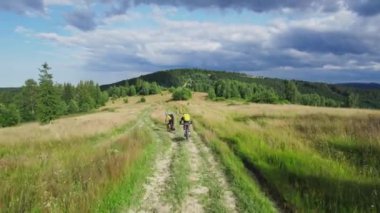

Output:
xmin=127 ymin=116 xmax=237 ymax=213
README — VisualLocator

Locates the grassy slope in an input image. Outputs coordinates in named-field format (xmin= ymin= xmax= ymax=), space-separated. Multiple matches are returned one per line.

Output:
xmin=186 ymin=93 xmax=380 ymax=212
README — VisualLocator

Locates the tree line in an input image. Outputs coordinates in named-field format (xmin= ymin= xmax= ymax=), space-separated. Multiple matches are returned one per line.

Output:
xmin=106 ymin=78 xmax=161 ymax=100
xmin=206 ymin=79 xmax=357 ymax=107
xmin=0 ymin=64 xmax=164 ymax=128
xmin=0 ymin=63 xmax=108 ymax=127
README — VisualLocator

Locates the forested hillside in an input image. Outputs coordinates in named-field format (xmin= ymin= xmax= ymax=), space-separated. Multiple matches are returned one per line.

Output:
xmin=102 ymin=69 xmax=380 ymax=109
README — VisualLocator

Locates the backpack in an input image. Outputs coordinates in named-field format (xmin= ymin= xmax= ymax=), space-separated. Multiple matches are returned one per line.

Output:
xmin=183 ymin=114 xmax=191 ymax=122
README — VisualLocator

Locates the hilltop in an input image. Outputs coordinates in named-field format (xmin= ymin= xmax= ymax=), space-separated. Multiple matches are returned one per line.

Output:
xmin=101 ymin=69 xmax=380 ymax=109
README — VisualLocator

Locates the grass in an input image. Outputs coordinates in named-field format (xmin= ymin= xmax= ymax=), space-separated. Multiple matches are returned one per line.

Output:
xmin=195 ymin=137 xmax=230 ymax=213
xmin=0 ymin=95 xmax=169 ymax=212
xmin=193 ymin=119 xmax=278 ymax=213
xmin=164 ymin=140 xmax=190 ymax=210
xmin=95 ymin=125 xmax=158 ymax=212
xmin=184 ymin=93 xmax=380 ymax=212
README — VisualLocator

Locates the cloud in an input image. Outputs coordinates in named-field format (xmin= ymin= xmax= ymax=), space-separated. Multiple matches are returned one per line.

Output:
xmin=276 ymin=28 xmax=370 ymax=55
xmin=12 ymin=1 xmax=376 ymax=83
xmin=65 ymin=10 xmax=96 ymax=31
xmin=346 ymin=0 xmax=380 ymax=16
xmin=0 ymin=0 xmax=44 ymax=14
xmin=103 ymin=0 xmax=341 ymax=15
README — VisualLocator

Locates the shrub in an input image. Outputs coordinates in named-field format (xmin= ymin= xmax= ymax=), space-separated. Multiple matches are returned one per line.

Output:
xmin=123 ymin=98 xmax=129 ymax=103
xmin=168 ymin=87 xmax=175 ymax=93
xmin=208 ymin=87 xmax=216 ymax=100
xmin=172 ymin=88 xmax=192 ymax=101
xmin=139 ymin=97 xmax=146 ymax=103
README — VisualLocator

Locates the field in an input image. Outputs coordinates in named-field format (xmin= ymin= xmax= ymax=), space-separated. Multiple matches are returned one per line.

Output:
xmin=0 ymin=93 xmax=379 ymax=212
xmin=184 ymin=93 xmax=380 ymax=212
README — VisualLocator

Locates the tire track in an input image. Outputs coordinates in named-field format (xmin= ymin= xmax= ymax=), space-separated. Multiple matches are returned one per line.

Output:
xmin=127 ymin=122 xmax=175 ymax=213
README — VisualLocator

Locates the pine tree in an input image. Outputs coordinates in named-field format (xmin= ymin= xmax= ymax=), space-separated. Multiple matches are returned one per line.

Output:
xmin=18 ymin=79 xmax=38 ymax=121
xmin=36 ymin=63 xmax=61 ymax=124
xmin=285 ymin=81 xmax=299 ymax=103
xmin=68 ymin=99 xmax=79 ymax=113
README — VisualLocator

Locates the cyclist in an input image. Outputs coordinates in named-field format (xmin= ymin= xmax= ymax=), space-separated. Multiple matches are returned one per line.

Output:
xmin=179 ymin=113 xmax=192 ymax=138
xmin=165 ymin=112 xmax=175 ymax=131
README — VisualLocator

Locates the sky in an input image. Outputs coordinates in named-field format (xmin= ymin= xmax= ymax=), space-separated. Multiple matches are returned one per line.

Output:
xmin=1 ymin=0 xmax=380 ymax=87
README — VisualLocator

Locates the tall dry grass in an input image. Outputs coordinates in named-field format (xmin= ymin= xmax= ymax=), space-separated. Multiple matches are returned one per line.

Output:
xmin=0 ymin=95 xmax=168 ymax=212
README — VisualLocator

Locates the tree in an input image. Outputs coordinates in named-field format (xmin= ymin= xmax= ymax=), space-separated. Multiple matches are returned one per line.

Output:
xmin=67 ymin=99 xmax=79 ymax=114
xmin=251 ymin=88 xmax=279 ymax=104
xmin=57 ymin=100 xmax=68 ymax=116
xmin=348 ymin=93 xmax=359 ymax=108
xmin=36 ymin=63 xmax=60 ymax=123
xmin=62 ymin=83 xmax=75 ymax=104
xmin=285 ymin=81 xmax=299 ymax=103
xmin=140 ymin=82 xmax=150 ymax=95
xmin=135 ymin=78 xmax=144 ymax=91
xmin=0 ymin=104 xmax=21 ymax=127
xmin=208 ymin=87 xmax=216 ymax=100
xmin=18 ymin=79 xmax=38 ymax=121
xmin=149 ymin=82 xmax=160 ymax=94
xmin=129 ymin=85 xmax=137 ymax=96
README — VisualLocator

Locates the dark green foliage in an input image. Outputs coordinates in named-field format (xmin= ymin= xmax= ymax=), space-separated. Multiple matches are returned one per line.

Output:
xmin=67 ymin=99 xmax=79 ymax=114
xmin=36 ymin=63 xmax=61 ymax=124
xmin=17 ymin=79 xmax=38 ymax=122
xmin=140 ymin=82 xmax=150 ymax=95
xmin=251 ymin=89 xmax=279 ymax=104
xmin=129 ymin=85 xmax=137 ymax=96
xmin=172 ymin=88 xmax=192 ymax=100
xmin=123 ymin=98 xmax=129 ymax=103
xmin=168 ymin=87 xmax=175 ymax=93
xmin=139 ymin=96 xmax=146 ymax=103
xmin=285 ymin=81 xmax=299 ymax=103
xmin=149 ymin=82 xmax=160 ymax=94
xmin=57 ymin=100 xmax=68 ymax=116
xmin=107 ymin=80 xmax=159 ymax=98
xmin=0 ymin=64 xmax=107 ymax=127
xmin=62 ymin=83 xmax=75 ymax=104
xmin=0 ymin=104 xmax=21 ymax=127
xmin=348 ymin=93 xmax=359 ymax=108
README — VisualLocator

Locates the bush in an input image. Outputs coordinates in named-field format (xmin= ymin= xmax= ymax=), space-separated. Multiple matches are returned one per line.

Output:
xmin=208 ymin=87 xmax=216 ymax=100
xmin=139 ymin=97 xmax=146 ymax=103
xmin=168 ymin=87 xmax=175 ymax=93
xmin=0 ymin=104 xmax=21 ymax=127
xmin=172 ymin=88 xmax=192 ymax=101
xmin=123 ymin=98 xmax=129 ymax=103
xmin=251 ymin=89 xmax=279 ymax=104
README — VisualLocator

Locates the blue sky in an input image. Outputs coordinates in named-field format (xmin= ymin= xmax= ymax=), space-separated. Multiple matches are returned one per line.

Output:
xmin=1 ymin=0 xmax=380 ymax=87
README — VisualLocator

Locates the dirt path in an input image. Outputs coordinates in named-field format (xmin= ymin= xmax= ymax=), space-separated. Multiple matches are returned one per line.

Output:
xmin=126 ymin=120 xmax=237 ymax=213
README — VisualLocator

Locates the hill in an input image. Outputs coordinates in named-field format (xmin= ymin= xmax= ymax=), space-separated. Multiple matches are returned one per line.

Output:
xmin=101 ymin=69 xmax=380 ymax=109
xmin=336 ymin=83 xmax=380 ymax=90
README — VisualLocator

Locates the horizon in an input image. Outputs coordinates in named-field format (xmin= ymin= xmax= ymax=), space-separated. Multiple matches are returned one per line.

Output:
xmin=1 ymin=0 xmax=380 ymax=86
